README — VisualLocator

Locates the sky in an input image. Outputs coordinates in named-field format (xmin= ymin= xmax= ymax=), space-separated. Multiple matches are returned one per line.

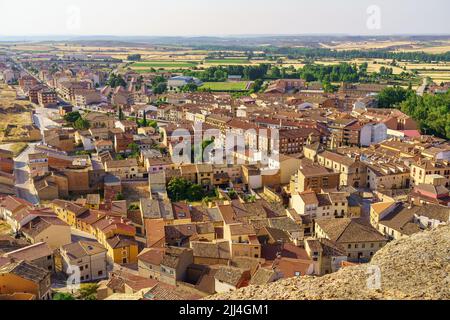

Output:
xmin=0 ymin=0 xmax=449 ymax=37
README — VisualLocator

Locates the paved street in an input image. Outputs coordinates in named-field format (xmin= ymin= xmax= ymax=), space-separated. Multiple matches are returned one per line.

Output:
xmin=33 ymin=106 xmax=61 ymax=134
xmin=12 ymin=105 xmax=61 ymax=205
xmin=14 ymin=143 xmax=39 ymax=205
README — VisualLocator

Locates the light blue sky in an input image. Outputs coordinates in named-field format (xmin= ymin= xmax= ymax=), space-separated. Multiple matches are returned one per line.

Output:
xmin=0 ymin=0 xmax=449 ymax=36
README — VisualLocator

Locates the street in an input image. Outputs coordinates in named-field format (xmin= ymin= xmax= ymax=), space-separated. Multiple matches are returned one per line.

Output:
xmin=14 ymin=143 xmax=39 ymax=205
xmin=12 ymin=104 xmax=61 ymax=205
xmin=33 ymin=106 xmax=61 ymax=134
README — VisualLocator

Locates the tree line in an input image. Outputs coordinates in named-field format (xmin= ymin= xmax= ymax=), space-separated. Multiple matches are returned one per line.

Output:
xmin=193 ymin=45 xmax=450 ymax=62
xmin=376 ymin=86 xmax=450 ymax=139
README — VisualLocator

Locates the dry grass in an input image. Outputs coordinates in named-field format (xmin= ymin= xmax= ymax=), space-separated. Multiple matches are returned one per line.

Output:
xmin=320 ymin=40 xmax=450 ymax=53
xmin=320 ymin=40 xmax=414 ymax=51
xmin=0 ymin=84 xmax=33 ymax=109
xmin=0 ymin=142 xmax=28 ymax=157
xmin=0 ymin=84 xmax=34 ymax=142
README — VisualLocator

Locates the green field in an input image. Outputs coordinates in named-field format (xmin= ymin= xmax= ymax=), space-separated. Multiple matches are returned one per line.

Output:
xmin=200 ymin=81 xmax=249 ymax=91
xmin=132 ymin=61 xmax=198 ymax=68
xmin=205 ymin=59 xmax=251 ymax=65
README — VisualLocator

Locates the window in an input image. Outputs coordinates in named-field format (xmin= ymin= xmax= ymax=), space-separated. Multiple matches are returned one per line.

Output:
xmin=98 ymin=271 xmax=103 ymax=276
xmin=294 ymin=272 xmax=301 ymax=277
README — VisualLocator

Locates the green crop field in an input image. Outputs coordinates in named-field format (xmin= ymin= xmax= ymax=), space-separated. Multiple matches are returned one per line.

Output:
xmin=132 ymin=61 xmax=198 ymax=68
xmin=204 ymin=59 xmax=251 ymax=65
xmin=200 ymin=81 xmax=249 ymax=91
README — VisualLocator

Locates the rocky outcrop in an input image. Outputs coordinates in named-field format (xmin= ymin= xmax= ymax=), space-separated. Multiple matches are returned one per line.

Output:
xmin=208 ymin=225 xmax=450 ymax=300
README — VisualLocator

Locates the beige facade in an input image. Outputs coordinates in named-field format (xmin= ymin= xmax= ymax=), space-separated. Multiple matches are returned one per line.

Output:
xmin=60 ymin=241 xmax=108 ymax=282
xmin=366 ymin=165 xmax=410 ymax=190
xmin=410 ymin=161 xmax=450 ymax=188
xmin=317 ymin=151 xmax=366 ymax=188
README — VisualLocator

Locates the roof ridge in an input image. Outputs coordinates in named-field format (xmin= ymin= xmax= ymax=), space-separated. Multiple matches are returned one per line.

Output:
xmin=335 ymin=219 xmax=354 ymax=242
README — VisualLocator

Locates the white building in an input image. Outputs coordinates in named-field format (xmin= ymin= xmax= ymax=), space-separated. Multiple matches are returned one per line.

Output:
xmin=360 ymin=123 xmax=387 ymax=147
xmin=167 ymin=76 xmax=202 ymax=89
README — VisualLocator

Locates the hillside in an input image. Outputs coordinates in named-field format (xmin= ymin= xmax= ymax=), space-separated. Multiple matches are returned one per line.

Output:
xmin=208 ymin=225 xmax=450 ymax=300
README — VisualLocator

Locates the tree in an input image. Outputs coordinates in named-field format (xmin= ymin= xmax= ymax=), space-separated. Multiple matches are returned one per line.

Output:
xmin=192 ymin=139 xmax=214 ymax=163
xmin=153 ymin=82 xmax=167 ymax=94
xmin=250 ymin=79 xmax=264 ymax=93
xmin=73 ymin=117 xmax=90 ymax=130
xmin=167 ymin=177 xmax=207 ymax=202
xmin=128 ymin=204 xmax=140 ymax=211
xmin=268 ymin=66 xmax=281 ymax=78
xmin=322 ymin=81 xmax=337 ymax=93
xmin=64 ymin=111 xmax=81 ymax=123
xmin=53 ymin=292 xmax=75 ymax=300
xmin=142 ymin=110 xmax=147 ymax=127
xmin=107 ymin=73 xmax=126 ymax=88
xmin=148 ymin=120 xmax=158 ymax=129
xmin=181 ymin=83 xmax=198 ymax=93
xmin=118 ymin=106 xmax=125 ymax=121
xmin=78 ymin=283 xmax=98 ymax=300
xmin=377 ymin=86 xmax=411 ymax=108
xmin=128 ymin=143 xmax=140 ymax=158
xmin=167 ymin=177 xmax=191 ymax=202
xmin=228 ymin=189 xmax=238 ymax=200
xmin=127 ymin=54 xmax=141 ymax=61
xmin=186 ymin=184 xmax=204 ymax=202
xmin=399 ymin=90 xmax=450 ymax=139
xmin=115 ymin=193 xmax=125 ymax=201
xmin=244 ymin=194 xmax=257 ymax=203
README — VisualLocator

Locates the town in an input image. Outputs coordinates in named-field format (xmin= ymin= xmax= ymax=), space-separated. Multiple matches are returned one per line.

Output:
xmin=0 ymin=35 xmax=449 ymax=301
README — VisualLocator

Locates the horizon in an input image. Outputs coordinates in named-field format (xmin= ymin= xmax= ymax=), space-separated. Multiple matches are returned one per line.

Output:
xmin=0 ymin=0 xmax=449 ymax=37
xmin=2 ymin=33 xmax=450 ymax=44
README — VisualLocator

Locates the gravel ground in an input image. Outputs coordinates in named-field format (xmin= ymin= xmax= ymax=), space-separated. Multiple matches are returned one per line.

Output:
xmin=208 ymin=224 xmax=450 ymax=300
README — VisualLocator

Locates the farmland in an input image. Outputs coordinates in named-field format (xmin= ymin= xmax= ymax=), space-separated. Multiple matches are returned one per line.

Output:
xmin=200 ymin=81 xmax=251 ymax=91
xmin=131 ymin=60 xmax=199 ymax=68
xmin=204 ymin=59 xmax=252 ymax=65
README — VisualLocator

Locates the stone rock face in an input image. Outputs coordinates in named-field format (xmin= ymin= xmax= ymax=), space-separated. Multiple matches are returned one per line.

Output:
xmin=208 ymin=225 xmax=450 ymax=300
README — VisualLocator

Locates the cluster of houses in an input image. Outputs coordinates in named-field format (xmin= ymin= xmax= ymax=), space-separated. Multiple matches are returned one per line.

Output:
xmin=0 ymin=51 xmax=450 ymax=300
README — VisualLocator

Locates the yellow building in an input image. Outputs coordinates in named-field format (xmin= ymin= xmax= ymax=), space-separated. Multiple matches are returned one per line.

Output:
xmin=106 ymin=235 xmax=139 ymax=264
xmin=92 ymin=216 xmax=139 ymax=264
xmin=51 ymin=199 xmax=89 ymax=227
xmin=0 ymin=260 xmax=52 ymax=300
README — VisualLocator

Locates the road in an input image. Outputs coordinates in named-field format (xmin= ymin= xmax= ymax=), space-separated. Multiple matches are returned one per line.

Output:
xmin=14 ymin=143 xmax=39 ymax=205
xmin=14 ymin=105 xmax=62 ymax=205
xmin=33 ymin=106 xmax=61 ymax=134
